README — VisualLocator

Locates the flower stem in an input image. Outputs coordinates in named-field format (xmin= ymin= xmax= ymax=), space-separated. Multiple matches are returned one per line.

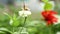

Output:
xmin=49 ymin=27 xmax=52 ymax=34
xmin=23 ymin=17 xmax=27 ymax=26
xmin=48 ymin=25 xmax=53 ymax=34
xmin=12 ymin=27 xmax=15 ymax=34
xmin=20 ymin=17 xmax=27 ymax=34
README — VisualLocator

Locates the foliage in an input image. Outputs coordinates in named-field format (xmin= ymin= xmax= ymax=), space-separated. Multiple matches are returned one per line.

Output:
xmin=44 ymin=3 xmax=52 ymax=10
xmin=42 ymin=0 xmax=49 ymax=3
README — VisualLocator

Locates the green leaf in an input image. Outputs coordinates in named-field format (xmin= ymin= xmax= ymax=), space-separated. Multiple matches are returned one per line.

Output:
xmin=10 ymin=20 xmax=19 ymax=27
xmin=0 ymin=31 xmax=6 ymax=34
xmin=42 ymin=0 xmax=49 ymax=2
xmin=10 ymin=14 xmax=20 ymax=27
xmin=44 ymin=3 xmax=52 ymax=10
xmin=12 ymin=20 xmax=20 ymax=27
xmin=27 ymin=27 xmax=37 ymax=33
xmin=0 ymin=28 xmax=12 ymax=34
xmin=4 ymin=13 xmax=12 ymax=19
xmin=13 ymin=14 xmax=17 ymax=20
xmin=13 ymin=32 xmax=20 ymax=34
xmin=4 ymin=13 xmax=20 ymax=26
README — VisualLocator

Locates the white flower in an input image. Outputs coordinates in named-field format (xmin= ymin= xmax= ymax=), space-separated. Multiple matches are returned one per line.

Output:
xmin=56 ymin=32 xmax=60 ymax=34
xmin=19 ymin=10 xmax=31 ymax=17
xmin=53 ymin=15 xmax=60 ymax=25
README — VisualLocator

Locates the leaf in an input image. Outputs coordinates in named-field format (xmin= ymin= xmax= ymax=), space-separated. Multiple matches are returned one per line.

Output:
xmin=13 ymin=32 xmax=20 ymax=34
xmin=0 ymin=28 xmax=12 ymax=34
xmin=12 ymin=20 xmax=20 ymax=27
xmin=10 ymin=14 xmax=20 ymax=27
xmin=13 ymin=14 xmax=17 ymax=20
xmin=42 ymin=0 xmax=49 ymax=2
xmin=27 ymin=27 xmax=38 ymax=33
xmin=10 ymin=20 xmax=19 ymax=27
xmin=12 ymin=27 xmax=28 ymax=34
xmin=44 ymin=3 xmax=52 ymax=10
xmin=25 ymin=20 xmax=46 ymax=27
xmin=0 ymin=31 xmax=6 ymax=34
xmin=4 ymin=12 xmax=12 ymax=19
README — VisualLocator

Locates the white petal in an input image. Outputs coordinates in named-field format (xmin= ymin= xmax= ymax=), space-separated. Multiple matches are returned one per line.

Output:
xmin=24 ymin=11 xmax=31 ymax=15
xmin=19 ymin=10 xmax=31 ymax=17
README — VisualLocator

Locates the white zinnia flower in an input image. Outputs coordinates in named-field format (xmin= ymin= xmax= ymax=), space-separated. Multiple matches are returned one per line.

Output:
xmin=19 ymin=10 xmax=31 ymax=17
xmin=53 ymin=15 xmax=60 ymax=25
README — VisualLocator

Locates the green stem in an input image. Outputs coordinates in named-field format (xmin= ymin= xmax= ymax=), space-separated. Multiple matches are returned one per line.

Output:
xmin=12 ymin=27 xmax=15 ymax=34
xmin=20 ymin=17 xmax=27 ymax=34
xmin=49 ymin=25 xmax=53 ymax=34
xmin=49 ymin=27 xmax=51 ymax=34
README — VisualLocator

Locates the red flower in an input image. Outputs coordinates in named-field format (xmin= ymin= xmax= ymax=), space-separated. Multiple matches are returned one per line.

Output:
xmin=41 ymin=10 xmax=58 ymax=25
